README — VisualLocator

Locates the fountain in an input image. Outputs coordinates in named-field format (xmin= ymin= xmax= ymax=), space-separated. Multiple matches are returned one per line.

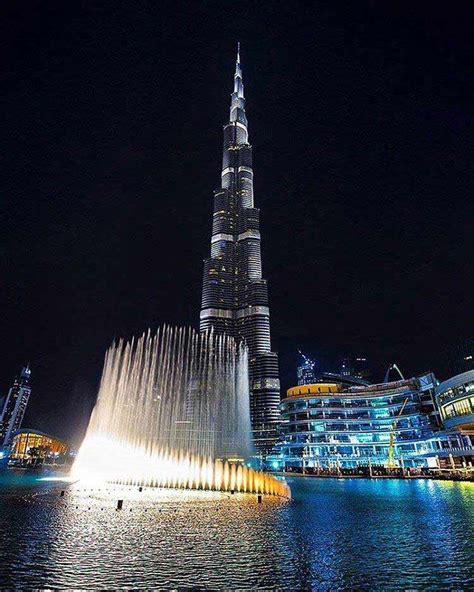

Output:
xmin=74 ymin=326 xmax=290 ymax=497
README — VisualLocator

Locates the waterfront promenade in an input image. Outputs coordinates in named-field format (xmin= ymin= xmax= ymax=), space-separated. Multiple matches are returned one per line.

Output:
xmin=280 ymin=466 xmax=474 ymax=482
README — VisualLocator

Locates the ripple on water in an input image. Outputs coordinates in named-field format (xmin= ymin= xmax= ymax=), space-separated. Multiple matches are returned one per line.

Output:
xmin=0 ymin=477 xmax=472 ymax=590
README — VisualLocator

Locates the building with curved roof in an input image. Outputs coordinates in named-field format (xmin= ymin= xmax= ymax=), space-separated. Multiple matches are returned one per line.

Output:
xmin=436 ymin=370 xmax=474 ymax=432
xmin=8 ymin=429 xmax=69 ymax=467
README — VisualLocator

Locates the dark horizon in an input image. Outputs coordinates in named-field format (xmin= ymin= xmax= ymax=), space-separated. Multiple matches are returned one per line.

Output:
xmin=3 ymin=3 xmax=473 ymax=445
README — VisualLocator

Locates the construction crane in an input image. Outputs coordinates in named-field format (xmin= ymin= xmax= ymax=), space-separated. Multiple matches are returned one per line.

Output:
xmin=387 ymin=397 xmax=409 ymax=469
xmin=298 ymin=350 xmax=315 ymax=368
xmin=384 ymin=363 xmax=404 ymax=383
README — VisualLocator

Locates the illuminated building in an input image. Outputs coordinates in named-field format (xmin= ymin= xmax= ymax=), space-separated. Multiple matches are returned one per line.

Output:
xmin=297 ymin=352 xmax=316 ymax=385
xmin=200 ymin=45 xmax=280 ymax=453
xmin=436 ymin=370 xmax=474 ymax=433
xmin=340 ymin=356 xmax=371 ymax=381
xmin=0 ymin=366 xmax=32 ymax=448
xmin=272 ymin=375 xmax=442 ymax=469
xmin=8 ymin=429 xmax=69 ymax=467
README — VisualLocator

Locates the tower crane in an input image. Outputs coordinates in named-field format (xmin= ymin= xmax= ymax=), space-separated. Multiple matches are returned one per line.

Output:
xmin=298 ymin=351 xmax=315 ymax=368
xmin=387 ymin=397 xmax=409 ymax=469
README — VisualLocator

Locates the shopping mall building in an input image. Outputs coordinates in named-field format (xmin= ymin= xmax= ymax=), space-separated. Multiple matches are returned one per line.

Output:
xmin=5 ymin=429 xmax=70 ymax=468
xmin=270 ymin=371 xmax=474 ymax=470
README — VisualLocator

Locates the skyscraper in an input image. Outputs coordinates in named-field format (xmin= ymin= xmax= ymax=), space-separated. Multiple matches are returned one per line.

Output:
xmin=0 ymin=366 xmax=32 ymax=448
xmin=297 ymin=352 xmax=316 ymax=385
xmin=200 ymin=45 xmax=280 ymax=454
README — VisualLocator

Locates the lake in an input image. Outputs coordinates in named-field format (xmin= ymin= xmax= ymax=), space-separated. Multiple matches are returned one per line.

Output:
xmin=0 ymin=471 xmax=472 ymax=590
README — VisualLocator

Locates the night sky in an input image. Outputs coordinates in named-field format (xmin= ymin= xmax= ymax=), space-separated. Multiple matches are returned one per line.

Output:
xmin=3 ymin=2 xmax=473 ymax=445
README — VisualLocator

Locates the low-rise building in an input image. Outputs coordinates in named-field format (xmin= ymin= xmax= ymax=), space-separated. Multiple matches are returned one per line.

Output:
xmin=270 ymin=372 xmax=474 ymax=471
xmin=436 ymin=370 xmax=474 ymax=432
xmin=8 ymin=429 xmax=70 ymax=467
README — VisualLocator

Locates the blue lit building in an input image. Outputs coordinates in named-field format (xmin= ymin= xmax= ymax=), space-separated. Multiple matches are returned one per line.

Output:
xmin=270 ymin=369 xmax=474 ymax=470
xmin=297 ymin=352 xmax=316 ymax=385
xmin=273 ymin=376 xmax=439 ymax=469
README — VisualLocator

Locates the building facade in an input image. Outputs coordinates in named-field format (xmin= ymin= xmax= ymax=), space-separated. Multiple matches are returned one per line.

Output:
xmin=436 ymin=370 xmax=474 ymax=432
xmin=200 ymin=46 xmax=280 ymax=453
xmin=297 ymin=352 xmax=316 ymax=385
xmin=445 ymin=338 xmax=474 ymax=377
xmin=272 ymin=375 xmax=444 ymax=469
xmin=340 ymin=356 xmax=371 ymax=382
xmin=0 ymin=366 xmax=32 ymax=448
xmin=8 ymin=429 xmax=70 ymax=467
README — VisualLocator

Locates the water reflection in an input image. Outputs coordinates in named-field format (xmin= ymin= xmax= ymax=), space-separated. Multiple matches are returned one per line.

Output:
xmin=0 ymin=474 xmax=472 ymax=589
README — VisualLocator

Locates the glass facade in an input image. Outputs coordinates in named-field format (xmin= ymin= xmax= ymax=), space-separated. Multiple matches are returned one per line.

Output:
xmin=297 ymin=353 xmax=316 ymax=385
xmin=436 ymin=370 xmax=474 ymax=431
xmin=9 ymin=430 xmax=69 ymax=466
xmin=200 ymin=46 xmax=280 ymax=453
xmin=0 ymin=367 xmax=32 ymax=447
xmin=273 ymin=378 xmax=442 ymax=469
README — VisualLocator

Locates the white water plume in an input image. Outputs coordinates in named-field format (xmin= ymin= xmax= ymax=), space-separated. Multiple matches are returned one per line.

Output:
xmin=77 ymin=326 xmax=253 ymax=460
xmin=74 ymin=326 xmax=289 ymax=497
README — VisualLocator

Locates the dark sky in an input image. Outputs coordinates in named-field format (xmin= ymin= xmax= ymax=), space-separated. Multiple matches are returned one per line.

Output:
xmin=2 ymin=2 xmax=473 ymax=445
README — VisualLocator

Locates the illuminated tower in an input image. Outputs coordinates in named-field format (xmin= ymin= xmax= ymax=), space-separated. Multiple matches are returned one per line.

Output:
xmin=200 ymin=45 xmax=280 ymax=454
xmin=0 ymin=366 xmax=32 ymax=447
xmin=297 ymin=352 xmax=316 ymax=385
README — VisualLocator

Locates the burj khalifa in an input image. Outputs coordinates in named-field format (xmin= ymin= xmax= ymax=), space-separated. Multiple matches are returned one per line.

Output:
xmin=200 ymin=46 xmax=280 ymax=454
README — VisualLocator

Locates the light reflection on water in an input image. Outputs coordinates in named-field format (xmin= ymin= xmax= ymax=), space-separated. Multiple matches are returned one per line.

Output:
xmin=0 ymin=472 xmax=473 ymax=590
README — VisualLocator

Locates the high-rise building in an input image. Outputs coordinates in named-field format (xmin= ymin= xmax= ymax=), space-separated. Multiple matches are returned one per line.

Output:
xmin=0 ymin=366 xmax=32 ymax=448
xmin=340 ymin=356 xmax=371 ymax=381
xmin=200 ymin=45 xmax=280 ymax=454
xmin=445 ymin=338 xmax=474 ymax=378
xmin=297 ymin=352 xmax=316 ymax=385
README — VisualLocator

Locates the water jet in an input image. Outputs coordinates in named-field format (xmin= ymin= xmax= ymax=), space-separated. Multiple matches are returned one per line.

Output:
xmin=73 ymin=326 xmax=290 ymax=498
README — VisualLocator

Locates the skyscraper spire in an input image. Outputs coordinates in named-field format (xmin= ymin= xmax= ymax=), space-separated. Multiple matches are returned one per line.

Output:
xmin=230 ymin=42 xmax=246 ymax=124
xmin=200 ymin=47 xmax=280 ymax=455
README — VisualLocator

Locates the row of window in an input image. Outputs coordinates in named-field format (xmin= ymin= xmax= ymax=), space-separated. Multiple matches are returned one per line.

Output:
xmin=441 ymin=396 xmax=474 ymax=420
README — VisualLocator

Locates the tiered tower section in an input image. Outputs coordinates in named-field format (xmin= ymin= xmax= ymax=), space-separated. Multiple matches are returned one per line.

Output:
xmin=200 ymin=46 xmax=280 ymax=454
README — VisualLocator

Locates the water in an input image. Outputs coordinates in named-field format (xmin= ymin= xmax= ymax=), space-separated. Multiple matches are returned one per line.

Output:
xmin=1 ymin=472 xmax=472 ymax=590
xmin=72 ymin=326 xmax=288 ymax=496
xmin=77 ymin=326 xmax=253 ymax=462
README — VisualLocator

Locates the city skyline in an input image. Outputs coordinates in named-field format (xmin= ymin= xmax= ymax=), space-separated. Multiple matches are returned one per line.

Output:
xmin=3 ymin=4 xmax=473 ymax=445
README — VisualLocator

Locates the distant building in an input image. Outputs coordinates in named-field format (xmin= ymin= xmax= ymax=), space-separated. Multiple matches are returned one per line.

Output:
xmin=8 ymin=429 xmax=70 ymax=467
xmin=340 ymin=356 xmax=371 ymax=381
xmin=0 ymin=366 xmax=32 ymax=448
xmin=340 ymin=357 xmax=352 ymax=377
xmin=445 ymin=338 xmax=474 ymax=377
xmin=316 ymin=371 xmax=369 ymax=388
xmin=297 ymin=352 xmax=316 ymax=385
